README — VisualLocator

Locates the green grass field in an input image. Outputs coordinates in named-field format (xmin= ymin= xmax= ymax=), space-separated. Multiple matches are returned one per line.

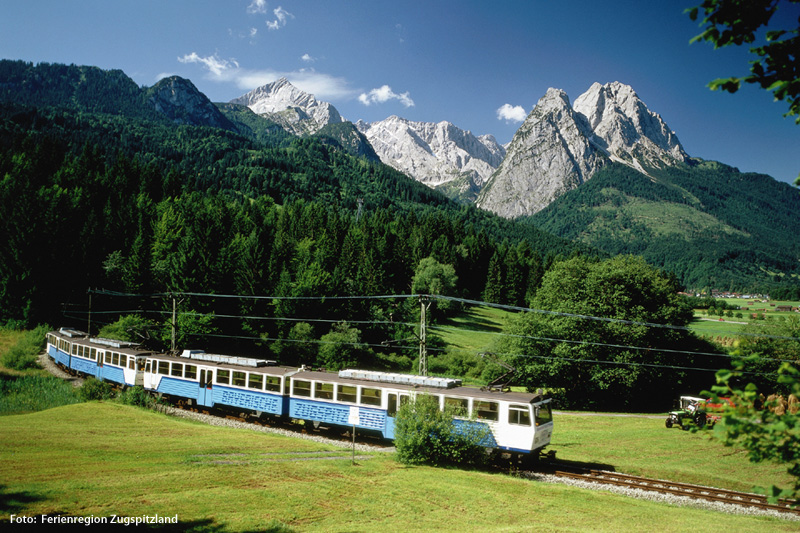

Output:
xmin=434 ymin=306 xmax=514 ymax=353
xmin=1 ymin=403 xmax=797 ymax=531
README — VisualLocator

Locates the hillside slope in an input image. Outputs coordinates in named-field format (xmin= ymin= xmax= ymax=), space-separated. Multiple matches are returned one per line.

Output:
xmin=528 ymin=160 xmax=800 ymax=292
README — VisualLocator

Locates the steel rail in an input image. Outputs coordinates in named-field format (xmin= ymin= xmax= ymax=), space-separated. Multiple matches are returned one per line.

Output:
xmin=540 ymin=464 xmax=799 ymax=516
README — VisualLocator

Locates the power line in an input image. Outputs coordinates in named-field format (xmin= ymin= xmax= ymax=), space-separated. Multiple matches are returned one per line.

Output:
xmin=492 ymin=349 xmax=779 ymax=377
xmin=432 ymin=295 xmax=800 ymax=342
xmin=427 ymin=324 xmax=799 ymax=364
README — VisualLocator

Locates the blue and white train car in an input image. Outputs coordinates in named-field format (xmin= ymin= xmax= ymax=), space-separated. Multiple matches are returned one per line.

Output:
xmin=46 ymin=329 xmax=152 ymax=387
xmin=142 ymin=351 xmax=295 ymax=417
xmin=286 ymin=369 xmax=553 ymax=455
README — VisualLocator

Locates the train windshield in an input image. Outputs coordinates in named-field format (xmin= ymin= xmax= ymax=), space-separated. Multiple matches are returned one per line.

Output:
xmin=533 ymin=402 xmax=553 ymax=426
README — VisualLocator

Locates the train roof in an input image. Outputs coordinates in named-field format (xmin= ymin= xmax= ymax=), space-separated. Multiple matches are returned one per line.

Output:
xmin=293 ymin=368 xmax=545 ymax=404
xmin=50 ymin=329 xmax=154 ymax=356
xmin=145 ymin=352 xmax=297 ymax=377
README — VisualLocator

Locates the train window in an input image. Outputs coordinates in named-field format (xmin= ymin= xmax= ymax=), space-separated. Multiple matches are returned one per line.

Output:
xmin=248 ymin=373 xmax=263 ymax=390
xmin=337 ymin=385 xmax=357 ymax=403
xmin=266 ymin=376 xmax=281 ymax=392
xmin=216 ymin=370 xmax=230 ymax=385
xmin=90 ymin=348 xmax=97 ymax=361
xmin=360 ymin=387 xmax=382 ymax=406
xmin=232 ymin=371 xmax=246 ymax=387
xmin=171 ymin=363 xmax=183 ymax=377
xmin=508 ymin=404 xmax=531 ymax=426
xmin=474 ymin=401 xmax=499 ymax=421
xmin=72 ymin=343 xmax=78 ymax=355
xmin=113 ymin=353 xmax=121 ymax=366
xmin=315 ymin=382 xmax=334 ymax=400
xmin=158 ymin=361 xmax=169 ymax=375
xmin=145 ymin=361 xmax=151 ymax=373
xmin=185 ymin=365 xmax=197 ymax=380
xmin=293 ymin=380 xmax=311 ymax=397
xmin=128 ymin=357 xmax=135 ymax=370
xmin=534 ymin=403 xmax=553 ymax=426
xmin=105 ymin=352 xmax=112 ymax=364
xmin=444 ymin=397 xmax=469 ymax=416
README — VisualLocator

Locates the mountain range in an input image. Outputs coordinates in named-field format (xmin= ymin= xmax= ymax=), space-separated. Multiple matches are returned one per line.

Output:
xmin=228 ymin=75 xmax=797 ymax=292
xmin=1 ymin=58 xmax=798 ymax=294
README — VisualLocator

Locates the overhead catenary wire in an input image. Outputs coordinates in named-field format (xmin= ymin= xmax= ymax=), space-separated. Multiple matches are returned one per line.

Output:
xmin=87 ymin=289 xmax=800 ymax=342
xmin=73 ymin=290 xmax=798 ymax=376
xmin=427 ymin=324 xmax=800 ymax=364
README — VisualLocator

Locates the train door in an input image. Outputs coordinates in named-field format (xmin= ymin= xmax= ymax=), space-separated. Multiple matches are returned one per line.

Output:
xmin=198 ymin=369 xmax=214 ymax=407
xmin=503 ymin=403 xmax=536 ymax=451
xmin=384 ymin=392 xmax=409 ymax=439
xmin=135 ymin=357 xmax=145 ymax=386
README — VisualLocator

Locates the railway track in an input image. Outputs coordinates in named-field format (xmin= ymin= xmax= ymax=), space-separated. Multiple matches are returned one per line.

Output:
xmin=537 ymin=463 xmax=800 ymax=517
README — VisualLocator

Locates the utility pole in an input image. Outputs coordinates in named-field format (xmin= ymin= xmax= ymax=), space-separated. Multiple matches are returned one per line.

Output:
xmin=87 ymin=289 xmax=92 ymax=335
xmin=171 ymin=295 xmax=177 ymax=353
xmin=418 ymin=295 xmax=430 ymax=376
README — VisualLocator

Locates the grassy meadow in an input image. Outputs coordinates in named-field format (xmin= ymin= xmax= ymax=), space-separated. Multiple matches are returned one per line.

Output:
xmin=2 ymin=402 xmax=798 ymax=532
xmin=690 ymin=298 xmax=799 ymax=343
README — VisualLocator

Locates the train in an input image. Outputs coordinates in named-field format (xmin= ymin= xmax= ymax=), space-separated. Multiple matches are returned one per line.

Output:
xmin=46 ymin=328 xmax=554 ymax=459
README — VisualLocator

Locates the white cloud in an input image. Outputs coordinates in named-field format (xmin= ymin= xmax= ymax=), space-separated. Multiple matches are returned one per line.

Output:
xmin=178 ymin=52 xmax=239 ymax=77
xmin=266 ymin=6 xmax=293 ymax=30
xmin=247 ymin=0 xmax=268 ymax=14
xmin=301 ymin=53 xmax=316 ymax=63
xmin=178 ymin=53 xmax=358 ymax=100
xmin=358 ymin=85 xmax=415 ymax=107
xmin=497 ymin=103 xmax=527 ymax=123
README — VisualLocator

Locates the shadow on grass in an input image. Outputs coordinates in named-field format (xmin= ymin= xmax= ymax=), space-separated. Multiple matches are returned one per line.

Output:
xmin=442 ymin=308 xmax=505 ymax=333
xmin=1 ymin=486 xmax=295 ymax=533
xmin=1 ymin=485 xmax=44 ymax=516
xmin=6 ymin=515 xmax=296 ymax=533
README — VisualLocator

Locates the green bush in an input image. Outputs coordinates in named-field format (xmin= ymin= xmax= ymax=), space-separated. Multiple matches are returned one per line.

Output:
xmin=393 ymin=394 xmax=489 ymax=467
xmin=0 ymin=325 xmax=48 ymax=370
xmin=78 ymin=377 xmax=115 ymax=401
xmin=427 ymin=349 xmax=486 ymax=379
xmin=117 ymin=386 xmax=155 ymax=408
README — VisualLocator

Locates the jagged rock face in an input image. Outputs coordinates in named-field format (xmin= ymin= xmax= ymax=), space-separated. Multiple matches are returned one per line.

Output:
xmin=356 ymin=116 xmax=506 ymax=194
xmin=478 ymin=82 xmax=689 ymax=218
xmin=477 ymin=88 xmax=606 ymax=218
xmin=148 ymin=76 xmax=234 ymax=130
xmin=574 ymin=82 xmax=688 ymax=166
xmin=230 ymin=78 xmax=343 ymax=136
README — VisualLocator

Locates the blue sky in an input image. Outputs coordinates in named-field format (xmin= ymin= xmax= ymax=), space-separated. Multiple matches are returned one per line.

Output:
xmin=2 ymin=1 xmax=798 ymax=184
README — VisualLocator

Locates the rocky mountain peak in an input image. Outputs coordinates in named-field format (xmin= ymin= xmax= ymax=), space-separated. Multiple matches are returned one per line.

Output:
xmin=147 ymin=76 xmax=235 ymax=130
xmin=357 ymin=115 xmax=506 ymax=202
xmin=477 ymin=82 xmax=690 ymax=218
xmin=476 ymin=87 xmax=604 ymax=218
xmin=573 ymin=81 xmax=688 ymax=165
xmin=230 ymin=78 xmax=343 ymax=135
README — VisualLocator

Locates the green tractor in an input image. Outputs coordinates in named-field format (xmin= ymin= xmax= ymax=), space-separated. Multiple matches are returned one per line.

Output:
xmin=665 ymin=396 xmax=710 ymax=429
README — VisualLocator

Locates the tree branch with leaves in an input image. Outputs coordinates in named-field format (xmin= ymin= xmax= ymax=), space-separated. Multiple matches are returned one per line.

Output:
xmin=687 ymin=0 xmax=800 ymax=183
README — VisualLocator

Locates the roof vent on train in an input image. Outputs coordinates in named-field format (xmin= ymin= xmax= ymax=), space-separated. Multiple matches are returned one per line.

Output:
xmin=179 ymin=350 xmax=276 ymax=367
xmin=338 ymin=369 xmax=462 ymax=389
xmin=90 ymin=337 xmax=139 ymax=349
xmin=59 ymin=328 xmax=88 ymax=338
